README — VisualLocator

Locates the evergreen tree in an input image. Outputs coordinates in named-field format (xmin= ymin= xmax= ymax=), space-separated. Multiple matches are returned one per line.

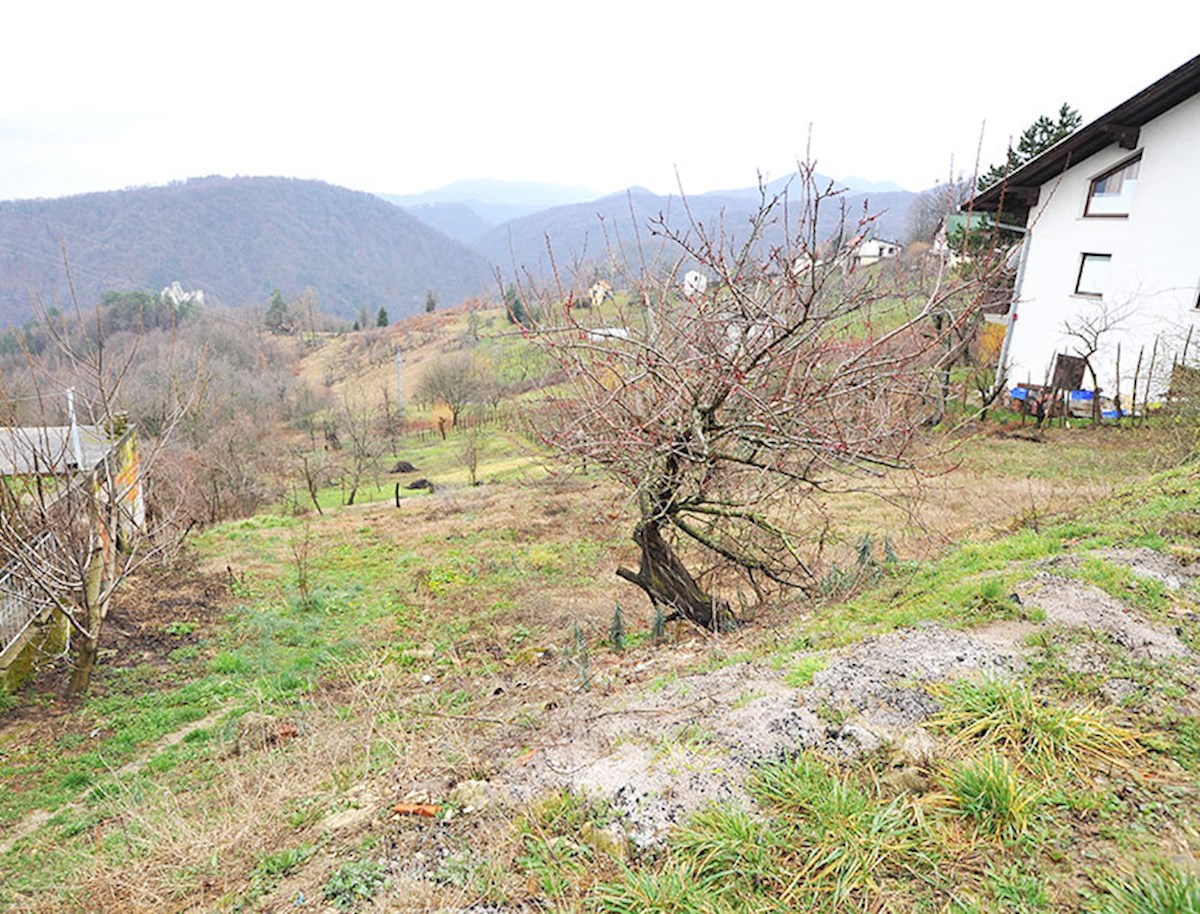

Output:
xmin=376 ymin=306 xmax=389 ymax=327
xmin=504 ymin=284 xmax=532 ymax=328
xmin=424 ymin=289 xmax=437 ymax=313
xmin=978 ymin=103 xmax=1083 ymax=191
xmin=265 ymin=289 xmax=289 ymax=333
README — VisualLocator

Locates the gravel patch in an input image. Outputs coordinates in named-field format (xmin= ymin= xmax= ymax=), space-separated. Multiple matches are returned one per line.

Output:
xmin=802 ymin=624 xmax=1022 ymax=730
xmin=1016 ymin=573 xmax=1189 ymax=660
xmin=491 ymin=559 xmax=1193 ymax=849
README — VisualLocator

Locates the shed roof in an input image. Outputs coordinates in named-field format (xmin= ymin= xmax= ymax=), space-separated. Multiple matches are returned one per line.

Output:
xmin=0 ymin=426 xmax=116 ymax=476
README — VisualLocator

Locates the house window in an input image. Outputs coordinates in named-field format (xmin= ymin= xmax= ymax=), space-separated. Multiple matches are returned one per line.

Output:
xmin=1075 ymin=253 xmax=1111 ymax=297
xmin=1085 ymin=155 xmax=1141 ymax=216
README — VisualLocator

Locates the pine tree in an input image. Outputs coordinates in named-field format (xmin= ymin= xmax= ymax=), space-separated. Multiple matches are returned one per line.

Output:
xmin=376 ymin=306 xmax=389 ymax=327
xmin=265 ymin=289 xmax=289 ymax=333
xmin=978 ymin=103 xmax=1083 ymax=191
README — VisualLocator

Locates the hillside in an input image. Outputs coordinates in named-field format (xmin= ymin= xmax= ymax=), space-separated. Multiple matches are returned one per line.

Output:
xmin=1 ymin=420 xmax=1196 ymax=910
xmin=0 ymin=177 xmax=495 ymax=326
xmin=0 ymin=299 xmax=1197 ymax=911
xmin=473 ymin=182 xmax=917 ymax=281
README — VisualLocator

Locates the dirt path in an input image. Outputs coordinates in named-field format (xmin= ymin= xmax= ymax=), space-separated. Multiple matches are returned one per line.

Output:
xmin=0 ymin=710 xmax=224 ymax=858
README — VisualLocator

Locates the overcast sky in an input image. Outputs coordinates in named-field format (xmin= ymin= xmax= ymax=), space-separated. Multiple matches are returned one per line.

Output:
xmin=1 ymin=2 xmax=1195 ymax=202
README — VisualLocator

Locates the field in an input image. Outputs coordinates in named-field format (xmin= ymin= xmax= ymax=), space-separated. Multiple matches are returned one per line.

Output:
xmin=1 ymin=307 xmax=1198 ymax=913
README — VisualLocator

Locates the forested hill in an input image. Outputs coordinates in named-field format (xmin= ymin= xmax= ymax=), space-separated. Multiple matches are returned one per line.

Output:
xmin=0 ymin=176 xmax=494 ymax=327
xmin=473 ymin=184 xmax=917 ymax=280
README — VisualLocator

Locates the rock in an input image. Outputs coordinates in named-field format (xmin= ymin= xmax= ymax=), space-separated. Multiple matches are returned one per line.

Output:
xmin=402 ymin=776 xmax=453 ymax=805
xmin=581 ymin=821 xmax=629 ymax=861
xmin=838 ymin=721 xmax=886 ymax=755
xmin=1101 ymin=678 xmax=1142 ymax=705
xmin=895 ymin=727 xmax=939 ymax=767
xmin=230 ymin=712 xmax=290 ymax=755
xmin=448 ymin=779 xmax=509 ymax=814
xmin=879 ymin=766 xmax=930 ymax=796
xmin=321 ymin=805 xmax=374 ymax=833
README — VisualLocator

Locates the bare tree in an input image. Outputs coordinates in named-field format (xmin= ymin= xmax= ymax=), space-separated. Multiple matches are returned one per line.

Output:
xmin=414 ymin=351 xmax=483 ymax=427
xmin=332 ymin=393 xmax=384 ymax=506
xmin=0 ymin=289 xmax=198 ymax=693
xmin=1063 ymin=298 xmax=1132 ymax=421
xmin=521 ymin=165 xmax=997 ymax=629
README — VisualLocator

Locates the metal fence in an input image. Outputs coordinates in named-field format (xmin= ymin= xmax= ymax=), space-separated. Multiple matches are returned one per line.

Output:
xmin=0 ymin=532 xmax=56 ymax=658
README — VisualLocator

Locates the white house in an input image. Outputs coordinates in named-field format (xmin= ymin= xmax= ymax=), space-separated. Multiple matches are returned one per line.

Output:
xmin=850 ymin=237 xmax=902 ymax=267
xmin=970 ymin=54 xmax=1200 ymax=402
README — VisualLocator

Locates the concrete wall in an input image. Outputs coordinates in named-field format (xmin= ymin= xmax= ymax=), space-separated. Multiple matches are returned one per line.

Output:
xmin=0 ymin=607 xmax=68 ymax=692
xmin=1007 ymin=93 xmax=1200 ymax=397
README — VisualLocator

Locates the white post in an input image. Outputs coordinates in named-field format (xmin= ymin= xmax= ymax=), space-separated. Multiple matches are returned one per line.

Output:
xmin=394 ymin=348 xmax=404 ymax=411
xmin=66 ymin=389 xmax=85 ymax=473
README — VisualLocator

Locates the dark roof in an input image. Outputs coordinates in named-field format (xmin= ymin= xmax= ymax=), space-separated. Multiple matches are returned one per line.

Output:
xmin=969 ymin=54 xmax=1200 ymax=213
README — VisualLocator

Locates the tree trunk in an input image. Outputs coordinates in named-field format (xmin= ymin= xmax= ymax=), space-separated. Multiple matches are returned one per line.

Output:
xmin=616 ymin=520 xmax=730 ymax=630
xmin=69 ymin=635 xmax=98 ymax=695
xmin=68 ymin=553 xmax=106 ymax=695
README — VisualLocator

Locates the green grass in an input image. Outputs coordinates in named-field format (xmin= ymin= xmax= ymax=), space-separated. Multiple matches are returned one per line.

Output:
xmin=324 ymin=858 xmax=389 ymax=910
xmin=931 ymin=676 xmax=1144 ymax=777
xmin=945 ymin=753 xmax=1044 ymax=841
xmin=1091 ymin=868 xmax=1200 ymax=914
xmin=301 ymin=426 xmax=546 ymax=511
xmin=784 ymin=654 xmax=827 ymax=687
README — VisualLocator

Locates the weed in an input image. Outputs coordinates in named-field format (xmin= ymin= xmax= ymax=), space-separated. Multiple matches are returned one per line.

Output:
xmin=1092 ymin=868 xmax=1200 ymax=913
xmin=284 ymin=795 xmax=328 ymax=829
xmin=946 ymin=753 xmax=1043 ymax=840
xmin=784 ymin=654 xmax=827 ymax=688
xmin=229 ymin=844 xmax=316 ymax=911
xmin=323 ymin=858 xmax=388 ymax=910
xmin=672 ymin=803 xmax=783 ymax=892
xmin=987 ymin=861 xmax=1051 ymax=911
xmin=651 ymin=604 xmax=665 ymax=641
xmin=652 ymin=724 xmax=717 ymax=764
xmin=566 ymin=623 xmax=592 ymax=690
xmin=1160 ymin=713 xmax=1200 ymax=772
xmin=931 ymin=675 xmax=1143 ymax=776
xmin=609 ymin=602 xmax=626 ymax=652
xmin=516 ymin=790 xmax=619 ymax=901
xmin=746 ymin=754 xmax=934 ymax=906
xmin=966 ymin=578 xmax=1023 ymax=619
xmin=591 ymin=860 xmax=717 ymax=914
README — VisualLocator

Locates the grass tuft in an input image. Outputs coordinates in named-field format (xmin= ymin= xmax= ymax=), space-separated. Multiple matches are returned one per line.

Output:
xmin=945 ymin=753 xmax=1043 ymax=840
xmin=1093 ymin=868 xmax=1200 ymax=914
xmin=931 ymin=675 xmax=1143 ymax=776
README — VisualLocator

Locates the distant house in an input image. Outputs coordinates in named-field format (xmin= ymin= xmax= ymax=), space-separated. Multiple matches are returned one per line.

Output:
xmin=931 ymin=213 xmax=991 ymax=264
xmin=682 ymin=270 xmax=708 ymax=299
xmin=588 ymin=280 xmax=613 ymax=309
xmin=850 ymin=237 xmax=902 ymax=268
xmin=967 ymin=54 xmax=1200 ymax=401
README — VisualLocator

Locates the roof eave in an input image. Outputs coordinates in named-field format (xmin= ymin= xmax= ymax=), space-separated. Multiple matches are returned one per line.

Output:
xmin=963 ymin=53 xmax=1200 ymax=215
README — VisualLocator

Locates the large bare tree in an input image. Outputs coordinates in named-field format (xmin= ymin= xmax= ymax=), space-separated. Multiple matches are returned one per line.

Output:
xmin=0 ymin=288 xmax=198 ymax=693
xmin=522 ymin=166 xmax=997 ymax=629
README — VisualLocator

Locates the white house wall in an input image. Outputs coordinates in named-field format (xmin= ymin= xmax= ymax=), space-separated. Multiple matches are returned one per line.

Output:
xmin=1007 ymin=92 xmax=1200 ymax=397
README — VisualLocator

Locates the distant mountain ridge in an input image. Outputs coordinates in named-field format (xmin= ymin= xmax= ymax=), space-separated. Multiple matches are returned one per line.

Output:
xmin=0 ymin=172 xmax=917 ymax=330
xmin=0 ymin=176 xmax=493 ymax=327
xmin=466 ymin=178 xmax=917 ymax=281
xmin=377 ymin=179 xmax=601 ymax=244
